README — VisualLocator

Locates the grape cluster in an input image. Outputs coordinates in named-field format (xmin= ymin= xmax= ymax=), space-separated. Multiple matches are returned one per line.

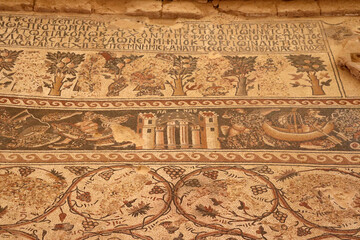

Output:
xmin=257 ymin=166 xmax=274 ymax=174
xmin=18 ymin=167 xmax=35 ymax=177
xmin=64 ymin=166 xmax=89 ymax=176
xmin=163 ymin=166 xmax=185 ymax=180
xmin=77 ymin=192 xmax=91 ymax=202
xmin=184 ymin=179 xmax=201 ymax=187
xmin=98 ymin=170 xmax=114 ymax=181
xmin=273 ymin=210 xmax=288 ymax=223
xmin=149 ymin=185 xmax=165 ymax=194
xmin=203 ymin=171 xmax=219 ymax=180
xmin=82 ymin=220 xmax=99 ymax=231
xmin=251 ymin=185 xmax=268 ymax=195
xmin=297 ymin=227 xmax=311 ymax=236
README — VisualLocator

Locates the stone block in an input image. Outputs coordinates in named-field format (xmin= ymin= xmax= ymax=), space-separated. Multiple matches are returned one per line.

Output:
xmin=125 ymin=0 xmax=162 ymax=18
xmin=218 ymin=0 xmax=277 ymax=17
xmin=92 ymin=0 xmax=127 ymax=15
xmin=0 ymin=0 xmax=34 ymax=11
xmin=338 ymin=37 xmax=360 ymax=81
xmin=277 ymin=0 xmax=320 ymax=17
xmin=319 ymin=0 xmax=360 ymax=16
xmin=162 ymin=1 xmax=204 ymax=19
xmin=34 ymin=0 xmax=92 ymax=13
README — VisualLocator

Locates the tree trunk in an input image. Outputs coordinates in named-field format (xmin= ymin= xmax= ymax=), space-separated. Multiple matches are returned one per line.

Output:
xmin=308 ymin=72 xmax=325 ymax=95
xmin=235 ymin=76 xmax=247 ymax=96
xmin=172 ymin=77 xmax=186 ymax=96
xmin=49 ymin=73 xmax=65 ymax=96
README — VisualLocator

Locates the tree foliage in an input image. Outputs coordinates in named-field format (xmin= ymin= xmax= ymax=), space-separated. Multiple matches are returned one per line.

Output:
xmin=168 ymin=56 xmax=198 ymax=77
xmin=223 ymin=56 xmax=257 ymax=77
xmin=285 ymin=54 xmax=326 ymax=73
xmin=46 ymin=51 xmax=85 ymax=76
xmin=165 ymin=55 xmax=199 ymax=96
xmin=101 ymin=53 xmax=143 ymax=76
xmin=0 ymin=49 xmax=23 ymax=72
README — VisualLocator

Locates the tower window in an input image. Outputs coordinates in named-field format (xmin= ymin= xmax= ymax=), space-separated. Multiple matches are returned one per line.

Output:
xmin=210 ymin=128 xmax=215 ymax=132
xmin=139 ymin=118 xmax=142 ymax=123
xmin=209 ymin=118 xmax=213 ymax=122
xmin=139 ymin=128 xmax=142 ymax=133
xmin=147 ymin=129 xmax=152 ymax=133
xmin=148 ymin=120 xmax=153 ymax=124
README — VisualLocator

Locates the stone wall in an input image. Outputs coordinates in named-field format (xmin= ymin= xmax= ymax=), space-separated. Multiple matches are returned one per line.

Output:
xmin=0 ymin=0 xmax=359 ymax=19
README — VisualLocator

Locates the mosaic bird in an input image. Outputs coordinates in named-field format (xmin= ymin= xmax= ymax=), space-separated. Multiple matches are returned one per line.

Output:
xmin=289 ymin=73 xmax=304 ymax=80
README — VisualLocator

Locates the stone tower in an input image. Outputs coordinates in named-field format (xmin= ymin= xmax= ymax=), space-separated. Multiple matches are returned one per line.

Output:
xmin=137 ymin=112 xmax=157 ymax=149
xmin=199 ymin=111 xmax=220 ymax=149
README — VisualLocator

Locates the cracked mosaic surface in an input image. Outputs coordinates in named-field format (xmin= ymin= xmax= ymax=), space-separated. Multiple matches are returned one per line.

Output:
xmin=0 ymin=13 xmax=360 ymax=239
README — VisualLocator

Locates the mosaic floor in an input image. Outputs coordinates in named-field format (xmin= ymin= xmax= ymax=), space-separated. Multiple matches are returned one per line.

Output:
xmin=0 ymin=12 xmax=360 ymax=239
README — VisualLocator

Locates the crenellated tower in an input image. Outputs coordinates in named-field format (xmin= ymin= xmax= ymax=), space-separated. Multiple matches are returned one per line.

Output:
xmin=199 ymin=111 xmax=220 ymax=149
xmin=137 ymin=112 xmax=157 ymax=149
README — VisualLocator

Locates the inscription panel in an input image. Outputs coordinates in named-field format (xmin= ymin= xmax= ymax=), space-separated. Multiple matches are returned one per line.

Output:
xmin=0 ymin=15 xmax=348 ymax=100
xmin=0 ymin=16 xmax=326 ymax=53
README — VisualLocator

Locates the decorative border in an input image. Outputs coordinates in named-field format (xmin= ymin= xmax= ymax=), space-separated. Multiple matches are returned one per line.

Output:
xmin=1 ymin=151 xmax=359 ymax=164
xmin=0 ymin=96 xmax=360 ymax=109
xmin=2 ymin=164 xmax=360 ymax=239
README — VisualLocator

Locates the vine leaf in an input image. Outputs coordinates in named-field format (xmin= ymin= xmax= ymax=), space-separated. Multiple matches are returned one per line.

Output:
xmin=196 ymin=204 xmax=218 ymax=219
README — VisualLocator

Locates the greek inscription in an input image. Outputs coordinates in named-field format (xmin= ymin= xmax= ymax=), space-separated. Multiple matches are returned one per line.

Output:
xmin=0 ymin=15 xmax=326 ymax=53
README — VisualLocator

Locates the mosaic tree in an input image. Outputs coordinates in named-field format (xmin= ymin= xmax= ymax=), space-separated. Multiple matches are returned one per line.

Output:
xmin=285 ymin=54 xmax=330 ymax=95
xmin=166 ymin=55 xmax=199 ymax=96
xmin=251 ymin=57 xmax=290 ymax=96
xmin=195 ymin=56 xmax=232 ymax=97
xmin=122 ymin=56 xmax=169 ymax=97
xmin=73 ymin=55 xmax=103 ymax=94
xmin=100 ymin=52 xmax=143 ymax=96
xmin=45 ymin=51 xmax=85 ymax=96
xmin=0 ymin=49 xmax=23 ymax=89
xmin=130 ymin=68 xmax=165 ymax=96
xmin=223 ymin=56 xmax=257 ymax=96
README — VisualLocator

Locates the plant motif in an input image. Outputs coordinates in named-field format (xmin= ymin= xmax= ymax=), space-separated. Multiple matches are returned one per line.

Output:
xmin=163 ymin=166 xmax=186 ymax=179
xmin=285 ymin=54 xmax=330 ymax=95
xmin=332 ymin=109 xmax=360 ymax=141
xmin=222 ymin=56 xmax=257 ymax=96
xmin=45 ymin=51 xmax=85 ymax=96
xmin=128 ymin=201 xmax=151 ymax=217
xmin=166 ymin=55 xmax=200 ymax=96
xmin=64 ymin=166 xmax=90 ymax=176
xmin=274 ymin=169 xmax=299 ymax=182
xmin=195 ymin=204 xmax=219 ymax=219
xmin=73 ymin=55 xmax=103 ymax=94
xmin=130 ymin=67 xmax=165 ymax=96
xmin=82 ymin=219 xmax=99 ymax=231
xmin=252 ymin=57 xmax=290 ymax=96
xmin=195 ymin=57 xmax=232 ymax=97
xmin=0 ymin=49 xmax=23 ymax=89
xmin=100 ymin=52 xmax=143 ymax=96
xmin=219 ymin=109 xmax=266 ymax=149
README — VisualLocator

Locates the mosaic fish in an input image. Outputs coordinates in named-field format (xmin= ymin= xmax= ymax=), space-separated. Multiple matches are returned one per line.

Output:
xmin=18 ymin=125 xmax=50 ymax=138
xmin=94 ymin=137 xmax=115 ymax=147
xmin=11 ymin=133 xmax=61 ymax=148
xmin=41 ymin=112 xmax=82 ymax=122
xmin=51 ymin=123 xmax=85 ymax=139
